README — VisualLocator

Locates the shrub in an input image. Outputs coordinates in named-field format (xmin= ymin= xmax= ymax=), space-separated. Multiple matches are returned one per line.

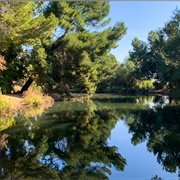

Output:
xmin=135 ymin=79 xmax=155 ymax=90
xmin=23 ymin=89 xmax=44 ymax=106
xmin=23 ymin=85 xmax=54 ymax=107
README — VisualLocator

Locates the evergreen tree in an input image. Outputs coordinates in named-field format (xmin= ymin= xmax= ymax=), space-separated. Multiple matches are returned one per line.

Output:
xmin=44 ymin=2 xmax=126 ymax=97
xmin=127 ymin=8 xmax=180 ymax=92
xmin=0 ymin=2 xmax=58 ymax=93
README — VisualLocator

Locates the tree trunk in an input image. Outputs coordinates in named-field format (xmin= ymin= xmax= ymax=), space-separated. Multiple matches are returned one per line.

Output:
xmin=20 ymin=76 xmax=33 ymax=94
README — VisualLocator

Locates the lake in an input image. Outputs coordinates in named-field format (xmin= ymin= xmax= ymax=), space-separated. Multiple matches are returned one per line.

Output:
xmin=0 ymin=95 xmax=179 ymax=179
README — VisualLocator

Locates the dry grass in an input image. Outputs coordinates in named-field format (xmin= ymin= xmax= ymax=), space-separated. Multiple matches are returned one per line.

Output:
xmin=23 ymin=89 xmax=44 ymax=106
xmin=23 ymin=89 xmax=54 ymax=107
xmin=0 ymin=94 xmax=16 ymax=116
xmin=0 ymin=89 xmax=54 ymax=117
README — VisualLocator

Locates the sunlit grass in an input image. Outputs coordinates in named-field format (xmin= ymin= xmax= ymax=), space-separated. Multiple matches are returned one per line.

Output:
xmin=23 ymin=89 xmax=54 ymax=109
xmin=23 ymin=89 xmax=44 ymax=106
xmin=0 ymin=87 xmax=54 ymax=118
xmin=0 ymin=93 xmax=14 ymax=116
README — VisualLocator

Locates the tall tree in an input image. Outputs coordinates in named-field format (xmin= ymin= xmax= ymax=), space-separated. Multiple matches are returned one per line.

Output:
xmin=127 ymin=8 xmax=180 ymax=92
xmin=0 ymin=2 xmax=127 ymax=96
xmin=0 ymin=2 xmax=58 ymax=93
xmin=44 ymin=2 xmax=127 ymax=97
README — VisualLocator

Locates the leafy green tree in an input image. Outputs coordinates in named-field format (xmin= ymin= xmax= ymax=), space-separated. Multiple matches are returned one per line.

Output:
xmin=0 ymin=2 xmax=127 ymax=96
xmin=156 ymin=8 xmax=180 ymax=90
xmin=126 ymin=37 xmax=157 ymax=89
xmin=127 ymin=8 xmax=180 ymax=92
xmin=44 ymin=2 xmax=111 ymax=32
xmin=0 ymin=2 xmax=58 ymax=51
xmin=96 ymin=54 xmax=120 ymax=93
xmin=0 ymin=2 xmax=58 ymax=93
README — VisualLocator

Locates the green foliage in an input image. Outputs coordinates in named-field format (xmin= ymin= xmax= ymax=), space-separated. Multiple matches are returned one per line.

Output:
xmin=135 ymin=79 xmax=155 ymax=90
xmin=0 ymin=2 xmax=179 ymax=97
xmin=0 ymin=2 xmax=128 ymax=96
xmin=43 ymin=2 xmax=126 ymax=96
xmin=127 ymin=8 xmax=180 ymax=93
xmin=44 ymin=2 xmax=111 ymax=31
xmin=0 ymin=2 xmax=58 ymax=51
xmin=0 ymin=2 xmax=58 ymax=93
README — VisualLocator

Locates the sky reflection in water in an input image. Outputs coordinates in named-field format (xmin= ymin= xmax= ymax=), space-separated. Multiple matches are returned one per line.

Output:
xmin=108 ymin=120 xmax=178 ymax=179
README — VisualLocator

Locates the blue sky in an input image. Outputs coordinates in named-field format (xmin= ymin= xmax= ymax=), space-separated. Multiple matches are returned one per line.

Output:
xmin=108 ymin=2 xmax=180 ymax=63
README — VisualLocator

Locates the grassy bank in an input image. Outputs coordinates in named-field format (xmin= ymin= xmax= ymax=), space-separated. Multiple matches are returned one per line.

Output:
xmin=0 ymin=94 xmax=15 ymax=116
xmin=0 ymin=89 xmax=54 ymax=117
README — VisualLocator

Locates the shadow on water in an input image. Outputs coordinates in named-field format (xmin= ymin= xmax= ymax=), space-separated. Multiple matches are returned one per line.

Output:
xmin=0 ymin=95 xmax=180 ymax=179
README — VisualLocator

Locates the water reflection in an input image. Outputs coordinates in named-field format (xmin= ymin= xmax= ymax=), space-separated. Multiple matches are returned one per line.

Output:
xmin=0 ymin=96 xmax=179 ymax=179
xmin=126 ymin=105 xmax=180 ymax=173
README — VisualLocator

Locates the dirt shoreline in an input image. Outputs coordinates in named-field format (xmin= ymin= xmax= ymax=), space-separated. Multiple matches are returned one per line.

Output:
xmin=149 ymin=89 xmax=171 ymax=94
xmin=2 ymin=94 xmax=25 ymax=108
xmin=1 ymin=93 xmax=54 ymax=117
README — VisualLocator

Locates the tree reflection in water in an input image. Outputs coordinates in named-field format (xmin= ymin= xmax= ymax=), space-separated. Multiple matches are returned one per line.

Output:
xmin=126 ymin=104 xmax=180 ymax=173
xmin=0 ymin=96 xmax=179 ymax=179
xmin=0 ymin=100 xmax=126 ymax=179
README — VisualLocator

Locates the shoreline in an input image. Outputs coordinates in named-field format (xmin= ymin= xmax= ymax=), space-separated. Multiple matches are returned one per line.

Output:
xmin=0 ymin=93 xmax=54 ymax=117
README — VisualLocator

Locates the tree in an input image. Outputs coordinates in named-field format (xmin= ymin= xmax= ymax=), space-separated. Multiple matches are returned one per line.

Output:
xmin=0 ymin=2 xmax=58 ymax=51
xmin=0 ymin=2 xmax=58 ymax=93
xmin=0 ymin=2 xmax=127 ymax=96
xmin=127 ymin=37 xmax=157 ymax=82
xmin=127 ymin=8 xmax=180 ymax=92
xmin=43 ymin=2 xmax=127 ymax=97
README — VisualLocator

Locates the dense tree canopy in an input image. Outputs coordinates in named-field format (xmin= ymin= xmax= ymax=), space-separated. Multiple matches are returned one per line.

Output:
xmin=0 ymin=2 xmax=179 ymax=97
xmin=0 ymin=1 xmax=127 ymax=96
xmin=0 ymin=2 xmax=58 ymax=93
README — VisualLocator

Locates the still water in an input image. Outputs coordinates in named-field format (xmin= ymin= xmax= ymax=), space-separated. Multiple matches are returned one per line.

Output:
xmin=0 ymin=95 xmax=179 ymax=179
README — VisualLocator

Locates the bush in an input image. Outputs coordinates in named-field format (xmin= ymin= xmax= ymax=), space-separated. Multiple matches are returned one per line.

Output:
xmin=23 ymin=85 xmax=54 ymax=107
xmin=135 ymin=79 xmax=155 ymax=90
xmin=23 ymin=89 xmax=44 ymax=106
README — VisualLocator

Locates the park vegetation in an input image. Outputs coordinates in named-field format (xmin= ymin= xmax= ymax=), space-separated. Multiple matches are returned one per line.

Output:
xmin=0 ymin=2 xmax=179 ymax=100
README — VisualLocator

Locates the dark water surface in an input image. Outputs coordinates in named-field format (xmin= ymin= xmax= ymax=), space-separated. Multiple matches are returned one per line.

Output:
xmin=0 ymin=95 xmax=179 ymax=179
